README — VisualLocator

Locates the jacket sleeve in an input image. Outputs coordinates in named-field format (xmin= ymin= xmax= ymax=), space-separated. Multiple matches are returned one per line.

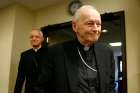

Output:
xmin=109 ymin=50 xmax=116 ymax=93
xmin=14 ymin=53 xmax=26 ymax=93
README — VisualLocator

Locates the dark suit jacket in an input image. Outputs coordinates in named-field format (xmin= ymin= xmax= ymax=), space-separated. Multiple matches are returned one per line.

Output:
xmin=35 ymin=40 xmax=115 ymax=93
xmin=14 ymin=45 xmax=48 ymax=93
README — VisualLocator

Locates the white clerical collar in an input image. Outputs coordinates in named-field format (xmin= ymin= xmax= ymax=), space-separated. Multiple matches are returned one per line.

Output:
xmin=33 ymin=45 xmax=41 ymax=52
xmin=83 ymin=46 xmax=90 ymax=51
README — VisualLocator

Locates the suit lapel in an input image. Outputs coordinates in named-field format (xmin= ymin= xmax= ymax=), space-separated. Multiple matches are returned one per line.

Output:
xmin=63 ymin=41 xmax=80 ymax=93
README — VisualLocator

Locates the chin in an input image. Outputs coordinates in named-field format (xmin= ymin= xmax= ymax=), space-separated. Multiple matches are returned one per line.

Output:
xmin=32 ymin=45 xmax=39 ymax=47
xmin=89 ymin=37 xmax=99 ymax=42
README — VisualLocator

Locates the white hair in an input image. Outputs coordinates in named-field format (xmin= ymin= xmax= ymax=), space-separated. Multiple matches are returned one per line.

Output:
xmin=72 ymin=5 xmax=100 ymax=22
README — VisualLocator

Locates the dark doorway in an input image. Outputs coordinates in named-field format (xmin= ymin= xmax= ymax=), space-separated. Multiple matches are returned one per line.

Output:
xmin=41 ymin=11 xmax=127 ymax=93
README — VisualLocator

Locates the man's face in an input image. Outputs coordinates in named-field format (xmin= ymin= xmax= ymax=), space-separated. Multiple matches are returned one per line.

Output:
xmin=29 ymin=30 xmax=43 ymax=48
xmin=73 ymin=10 xmax=101 ymax=44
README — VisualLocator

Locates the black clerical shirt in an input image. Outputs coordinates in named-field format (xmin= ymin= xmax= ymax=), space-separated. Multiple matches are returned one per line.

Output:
xmin=77 ymin=42 xmax=99 ymax=93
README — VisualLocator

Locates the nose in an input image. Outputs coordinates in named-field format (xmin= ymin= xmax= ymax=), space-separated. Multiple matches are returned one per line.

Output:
xmin=92 ymin=24 xmax=101 ymax=33
xmin=93 ymin=23 xmax=98 ymax=28
xmin=31 ymin=36 xmax=37 ymax=41
xmin=93 ymin=23 xmax=100 ymax=28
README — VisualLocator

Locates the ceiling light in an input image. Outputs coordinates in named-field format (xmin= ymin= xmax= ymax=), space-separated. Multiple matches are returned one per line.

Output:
xmin=102 ymin=29 xmax=108 ymax=33
xmin=109 ymin=42 xmax=122 ymax=46
xmin=46 ymin=37 xmax=49 ymax=43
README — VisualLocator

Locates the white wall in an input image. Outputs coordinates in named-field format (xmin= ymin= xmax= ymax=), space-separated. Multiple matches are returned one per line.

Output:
xmin=8 ymin=4 xmax=35 ymax=93
xmin=35 ymin=0 xmax=72 ymax=27
xmin=0 ymin=5 xmax=16 ymax=93
xmin=35 ymin=0 xmax=140 ymax=93
xmin=0 ymin=4 xmax=34 ymax=93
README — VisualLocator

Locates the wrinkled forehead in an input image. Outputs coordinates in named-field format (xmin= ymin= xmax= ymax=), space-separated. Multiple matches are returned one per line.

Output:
xmin=80 ymin=9 xmax=101 ymax=22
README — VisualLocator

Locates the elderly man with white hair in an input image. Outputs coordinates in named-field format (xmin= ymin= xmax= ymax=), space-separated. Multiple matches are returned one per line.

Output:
xmin=34 ymin=5 xmax=116 ymax=93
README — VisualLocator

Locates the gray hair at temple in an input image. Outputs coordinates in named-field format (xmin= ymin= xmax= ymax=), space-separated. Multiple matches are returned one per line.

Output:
xmin=72 ymin=5 xmax=100 ymax=22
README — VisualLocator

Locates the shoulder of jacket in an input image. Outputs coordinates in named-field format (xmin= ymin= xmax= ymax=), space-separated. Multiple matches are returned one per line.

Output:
xmin=21 ymin=48 xmax=33 ymax=54
xmin=95 ymin=42 xmax=112 ymax=52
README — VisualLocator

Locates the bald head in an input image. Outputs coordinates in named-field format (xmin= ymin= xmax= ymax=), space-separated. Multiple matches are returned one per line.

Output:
xmin=72 ymin=5 xmax=101 ymax=22
xmin=31 ymin=28 xmax=43 ymax=37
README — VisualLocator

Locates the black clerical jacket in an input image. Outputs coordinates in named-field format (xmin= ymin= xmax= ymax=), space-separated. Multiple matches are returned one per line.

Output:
xmin=14 ymin=45 xmax=48 ymax=93
xmin=34 ymin=40 xmax=115 ymax=93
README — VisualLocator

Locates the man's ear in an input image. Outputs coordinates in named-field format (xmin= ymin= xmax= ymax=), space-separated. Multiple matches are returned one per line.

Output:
xmin=42 ymin=37 xmax=45 ymax=42
xmin=72 ymin=21 xmax=77 ymax=33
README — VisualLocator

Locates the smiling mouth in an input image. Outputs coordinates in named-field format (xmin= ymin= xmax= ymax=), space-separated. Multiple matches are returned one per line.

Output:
xmin=86 ymin=31 xmax=100 ymax=35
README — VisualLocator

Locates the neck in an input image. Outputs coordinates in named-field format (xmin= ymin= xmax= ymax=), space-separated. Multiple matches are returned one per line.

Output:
xmin=76 ymin=37 xmax=95 ymax=47
xmin=33 ymin=45 xmax=41 ymax=52
xmin=79 ymin=40 xmax=94 ymax=47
